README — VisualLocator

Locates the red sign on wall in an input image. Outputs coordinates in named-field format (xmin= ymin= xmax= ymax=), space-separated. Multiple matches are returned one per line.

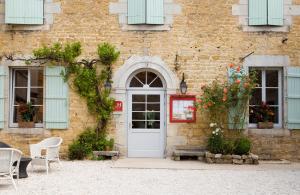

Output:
xmin=114 ymin=101 xmax=123 ymax=112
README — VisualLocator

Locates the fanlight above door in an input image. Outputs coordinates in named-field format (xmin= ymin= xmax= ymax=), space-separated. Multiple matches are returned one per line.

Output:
xmin=129 ymin=71 xmax=163 ymax=88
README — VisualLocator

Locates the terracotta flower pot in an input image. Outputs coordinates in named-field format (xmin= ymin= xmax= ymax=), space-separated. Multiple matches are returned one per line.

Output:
xmin=18 ymin=121 xmax=35 ymax=128
xmin=258 ymin=122 xmax=273 ymax=129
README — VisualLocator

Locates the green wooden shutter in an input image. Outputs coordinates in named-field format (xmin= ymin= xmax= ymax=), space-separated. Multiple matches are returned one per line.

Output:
xmin=268 ymin=0 xmax=284 ymax=26
xmin=128 ymin=0 xmax=146 ymax=24
xmin=287 ymin=67 xmax=300 ymax=129
xmin=249 ymin=0 xmax=268 ymax=25
xmin=45 ymin=66 xmax=69 ymax=129
xmin=146 ymin=0 xmax=164 ymax=24
xmin=0 ymin=66 xmax=6 ymax=129
xmin=5 ymin=0 xmax=44 ymax=25
xmin=228 ymin=68 xmax=248 ymax=130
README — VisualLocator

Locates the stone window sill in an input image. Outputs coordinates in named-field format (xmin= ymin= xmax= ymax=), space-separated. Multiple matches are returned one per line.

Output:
xmin=246 ymin=128 xmax=291 ymax=137
xmin=1 ymin=128 xmax=51 ymax=135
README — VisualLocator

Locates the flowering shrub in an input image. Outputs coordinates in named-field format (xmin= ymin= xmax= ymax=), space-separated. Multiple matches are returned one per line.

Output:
xmin=207 ymin=123 xmax=224 ymax=154
xmin=197 ymin=64 xmax=257 ymax=130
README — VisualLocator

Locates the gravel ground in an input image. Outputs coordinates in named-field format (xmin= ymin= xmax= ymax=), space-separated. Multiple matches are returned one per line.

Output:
xmin=1 ymin=160 xmax=300 ymax=195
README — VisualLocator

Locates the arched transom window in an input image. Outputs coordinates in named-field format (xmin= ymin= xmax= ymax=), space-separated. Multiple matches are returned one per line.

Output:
xmin=129 ymin=71 xmax=164 ymax=88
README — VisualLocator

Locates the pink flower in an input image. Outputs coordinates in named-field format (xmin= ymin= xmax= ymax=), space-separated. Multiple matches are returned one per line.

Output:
xmin=236 ymin=66 xmax=241 ymax=72
xmin=229 ymin=63 xmax=234 ymax=68
xmin=223 ymin=88 xmax=228 ymax=94
xmin=235 ymin=79 xmax=241 ymax=84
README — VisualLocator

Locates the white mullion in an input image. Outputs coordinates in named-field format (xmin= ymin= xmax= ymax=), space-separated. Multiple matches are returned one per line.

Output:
xmin=27 ymin=69 xmax=31 ymax=103
xmin=262 ymin=70 xmax=266 ymax=102
xmin=277 ymin=69 xmax=283 ymax=128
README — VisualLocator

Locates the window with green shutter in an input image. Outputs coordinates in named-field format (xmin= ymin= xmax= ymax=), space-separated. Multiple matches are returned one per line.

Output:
xmin=45 ymin=66 xmax=69 ymax=129
xmin=248 ymin=0 xmax=284 ymax=26
xmin=0 ymin=66 xmax=6 ymax=129
xmin=287 ymin=67 xmax=300 ymax=130
xmin=128 ymin=0 xmax=164 ymax=25
xmin=5 ymin=0 xmax=44 ymax=25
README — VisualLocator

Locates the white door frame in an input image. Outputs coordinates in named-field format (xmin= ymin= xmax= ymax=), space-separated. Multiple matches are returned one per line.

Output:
xmin=127 ymin=89 xmax=166 ymax=158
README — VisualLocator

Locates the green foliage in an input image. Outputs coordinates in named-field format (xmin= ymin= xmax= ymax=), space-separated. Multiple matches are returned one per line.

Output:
xmin=68 ymin=128 xmax=115 ymax=160
xmin=18 ymin=102 xmax=36 ymax=122
xmin=234 ymin=137 xmax=251 ymax=155
xmin=68 ymin=140 xmax=89 ymax=160
xmin=208 ymin=134 xmax=224 ymax=154
xmin=33 ymin=42 xmax=119 ymax=136
xmin=33 ymin=42 xmax=81 ymax=64
xmin=97 ymin=42 xmax=120 ymax=66
xmin=222 ymin=139 xmax=235 ymax=155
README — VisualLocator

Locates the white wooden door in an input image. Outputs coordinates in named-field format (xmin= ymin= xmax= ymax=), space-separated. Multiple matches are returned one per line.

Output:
xmin=128 ymin=90 xmax=165 ymax=158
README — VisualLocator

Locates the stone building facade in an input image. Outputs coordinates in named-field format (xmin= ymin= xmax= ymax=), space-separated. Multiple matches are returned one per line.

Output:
xmin=0 ymin=0 xmax=300 ymax=160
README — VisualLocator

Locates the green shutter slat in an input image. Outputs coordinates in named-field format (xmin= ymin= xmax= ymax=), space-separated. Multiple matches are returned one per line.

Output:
xmin=287 ymin=67 xmax=300 ymax=130
xmin=128 ymin=0 xmax=146 ymax=24
xmin=146 ymin=0 xmax=164 ymax=24
xmin=268 ymin=0 xmax=284 ymax=26
xmin=45 ymin=66 xmax=69 ymax=129
xmin=249 ymin=0 xmax=268 ymax=26
xmin=5 ymin=0 xmax=44 ymax=25
xmin=0 ymin=66 xmax=6 ymax=129
xmin=228 ymin=68 xmax=248 ymax=130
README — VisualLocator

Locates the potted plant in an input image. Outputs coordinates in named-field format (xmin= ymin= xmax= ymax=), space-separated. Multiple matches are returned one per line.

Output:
xmin=254 ymin=102 xmax=275 ymax=129
xmin=18 ymin=102 xmax=36 ymax=128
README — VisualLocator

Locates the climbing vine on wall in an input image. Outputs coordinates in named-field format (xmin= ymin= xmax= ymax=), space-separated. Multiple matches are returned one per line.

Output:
xmin=5 ymin=42 xmax=120 ymax=137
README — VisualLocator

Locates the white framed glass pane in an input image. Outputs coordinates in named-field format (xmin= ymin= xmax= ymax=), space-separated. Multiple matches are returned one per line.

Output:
xmin=250 ymin=88 xmax=262 ymax=105
xmin=135 ymin=72 xmax=146 ymax=85
xmin=130 ymin=77 xmax=143 ymax=87
xmin=147 ymin=95 xmax=160 ymax=102
xmin=132 ymin=121 xmax=146 ymax=129
xmin=147 ymin=103 xmax=160 ymax=111
xmin=132 ymin=95 xmax=145 ymax=102
xmin=146 ymin=112 xmax=160 ymax=120
xmin=15 ymin=70 xmax=28 ymax=87
xmin=132 ymin=103 xmax=145 ymax=111
xmin=266 ymin=88 xmax=278 ymax=105
xmin=147 ymin=121 xmax=160 ymax=129
xmin=14 ymin=88 xmax=27 ymax=104
xmin=30 ymin=88 xmax=43 ymax=105
xmin=30 ymin=69 xmax=44 ymax=87
xmin=33 ymin=106 xmax=43 ymax=123
xmin=132 ymin=112 xmax=146 ymax=120
xmin=266 ymin=70 xmax=278 ymax=87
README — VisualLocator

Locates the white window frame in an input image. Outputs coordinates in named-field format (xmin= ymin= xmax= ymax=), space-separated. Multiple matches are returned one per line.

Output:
xmin=9 ymin=67 xmax=44 ymax=128
xmin=249 ymin=67 xmax=283 ymax=129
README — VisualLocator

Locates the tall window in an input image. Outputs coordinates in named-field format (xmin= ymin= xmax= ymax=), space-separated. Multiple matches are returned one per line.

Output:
xmin=10 ymin=68 xmax=44 ymax=127
xmin=249 ymin=68 xmax=282 ymax=128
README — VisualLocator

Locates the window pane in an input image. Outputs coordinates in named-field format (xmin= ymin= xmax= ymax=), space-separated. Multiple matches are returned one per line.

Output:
xmin=266 ymin=70 xmax=278 ymax=87
xmin=33 ymin=106 xmax=43 ymax=123
xmin=133 ymin=95 xmax=145 ymax=102
xmin=147 ymin=112 xmax=160 ymax=120
xmin=132 ymin=103 xmax=145 ymax=111
xmin=13 ymin=106 xmax=18 ymax=123
xmin=147 ymin=103 xmax=160 ymax=111
xmin=150 ymin=78 xmax=163 ymax=88
xmin=30 ymin=88 xmax=43 ymax=105
xmin=135 ymin=72 xmax=146 ymax=85
xmin=266 ymin=88 xmax=278 ymax=105
xmin=130 ymin=77 xmax=143 ymax=87
xmin=147 ymin=95 xmax=160 ymax=102
xmin=31 ymin=69 xmax=44 ymax=87
xmin=269 ymin=106 xmax=279 ymax=123
xmin=14 ymin=88 xmax=27 ymax=104
xmin=249 ymin=106 xmax=259 ymax=123
xmin=132 ymin=121 xmax=145 ymax=129
xmin=132 ymin=112 xmax=145 ymax=120
xmin=15 ymin=70 xmax=28 ymax=87
xmin=147 ymin=72 xmax=157 ymax=85
xmin=147 ymin=121 xmax=160 ymax=129
xmin=250 ymin=88 xmax=262 ymax=105
xmin=250 ymin=69 xmax=262 ymax=87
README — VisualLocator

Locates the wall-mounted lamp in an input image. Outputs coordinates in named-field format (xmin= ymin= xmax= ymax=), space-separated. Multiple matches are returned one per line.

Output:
xmin=174 ymin=53 xmax=180 ymax=71
xmin=180 ymin=73 xmax=187 ymax=95
xmin=104 ymin=79 xmax=112 ymax=92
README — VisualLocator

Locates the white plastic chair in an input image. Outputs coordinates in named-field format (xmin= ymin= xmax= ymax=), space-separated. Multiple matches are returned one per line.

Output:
xmin=0 ymin=148 xmax=22 ymax=190
xmin=30 ymin=137 xmax=63 ymax=174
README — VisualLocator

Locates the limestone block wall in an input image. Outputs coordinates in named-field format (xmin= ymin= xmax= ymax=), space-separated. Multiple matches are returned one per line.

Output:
xmin=0 ymin=0 xmax=299 ymax=160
